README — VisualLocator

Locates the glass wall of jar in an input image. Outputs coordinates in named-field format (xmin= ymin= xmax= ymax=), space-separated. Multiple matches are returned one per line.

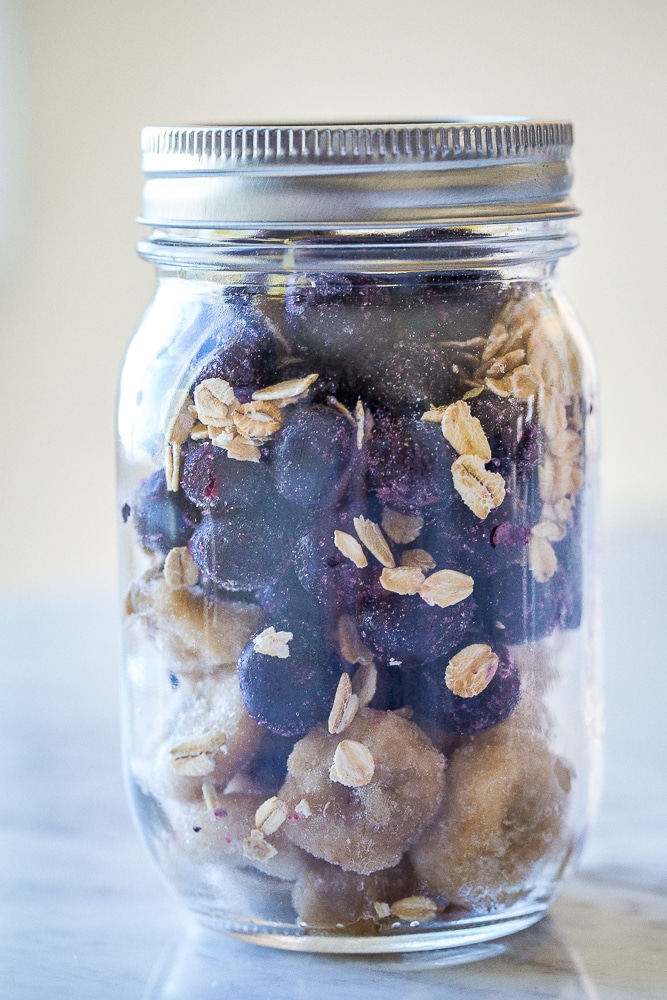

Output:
xmin=117 ymin=123 xmax=600 ymax=952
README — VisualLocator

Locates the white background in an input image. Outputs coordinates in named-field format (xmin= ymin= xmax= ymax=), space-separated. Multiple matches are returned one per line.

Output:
xmin=1 ymin=0 xmax=665 ymax=587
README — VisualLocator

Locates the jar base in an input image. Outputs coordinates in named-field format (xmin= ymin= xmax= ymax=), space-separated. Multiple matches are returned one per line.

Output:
xmin=195 ymin=906 xmax=547 ymax=954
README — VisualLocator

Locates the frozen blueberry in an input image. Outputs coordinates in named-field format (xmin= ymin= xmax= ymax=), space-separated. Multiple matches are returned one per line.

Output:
xmin=238 ymin=621 xmax=342 ymax=736
xmin=270 ymin=404 xmax=355 ymax=509
xmin=475 ymin=564 xmax=565 ymax=645
xmin=356 ymin=591 xmax=475 ymax=670
xmin=421 ymin=504 xmax=532 ymax=579
xmin=193 ymin=308 xmax=277 ymax=395
xmin=360 ymin=342 xmax=464 ymax=416
xmin=182 ymin=440 xmax=274 ymax=514
xmin=292 ymin=507 xmax=371 ymax=612
xmin=256 ymin=566 xmax=323 ymax=626
xmin=367 ymin=416 xmax=457 ymax=515
xmin=284 ymin=273 xmax=395 ymax=377
xmin=469 ymin=393 xmax=541 ymax=473
xmin=188 ymin=496 xmax=299 ymax=591
xmin=131 ymin=470 xmax=200 ymax=554
xmin=414 ymin=273 xmax=508 ymax=336
xmin=410 ymin=643 xmax=521 ymax=735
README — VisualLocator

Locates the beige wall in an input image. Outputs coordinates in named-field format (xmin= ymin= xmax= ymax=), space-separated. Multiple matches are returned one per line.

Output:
xmin=2 ymin=0 xmax=666 ymax=587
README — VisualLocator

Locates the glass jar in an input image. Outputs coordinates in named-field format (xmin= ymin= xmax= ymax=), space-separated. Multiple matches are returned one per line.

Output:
xmin=118 ymin=121 xmax=601 ymax=953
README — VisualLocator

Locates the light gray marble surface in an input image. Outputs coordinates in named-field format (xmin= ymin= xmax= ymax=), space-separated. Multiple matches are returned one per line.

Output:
xmin=2 ymin=523 xmax=666 ymax=999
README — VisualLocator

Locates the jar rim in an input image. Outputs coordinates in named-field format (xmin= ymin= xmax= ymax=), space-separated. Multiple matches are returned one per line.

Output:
xmin=139 ymin=120 xmax=577 ymax=228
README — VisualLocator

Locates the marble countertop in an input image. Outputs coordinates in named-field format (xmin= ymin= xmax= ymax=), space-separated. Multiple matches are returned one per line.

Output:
xmin=2 ymin=523 xmax=666 ymax=999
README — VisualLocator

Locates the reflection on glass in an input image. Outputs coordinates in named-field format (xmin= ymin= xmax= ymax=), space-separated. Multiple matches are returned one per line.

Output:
xmin=143 ymin=915 xmax=599 ymax=1000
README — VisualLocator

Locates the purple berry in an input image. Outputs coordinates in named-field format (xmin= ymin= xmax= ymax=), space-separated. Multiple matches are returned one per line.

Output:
xmin=131 ymin=470 xmax=200 ymax=555
xmin=238 ymin=621 xmax=342 ymax=736
xmin=188 ymin=497 xmax=299 ymax=591
xmin=193 ymin=308 xmax=277 ymax=395
xmin=368 ymin=663 xmax=409 ymax=712
xmin=475 ymin=564 xmax=565 ymax=644
xmin=181 ymin=440 xmax=273 ymax=514
xmin=421 ymin=504 xmax=532 ymax=579
xmin=284 ymin=274 xmax=395 ymax=374
xmin=292 ymin=508 xmax=372 ymax=612
xmin=270 ymin=405 xmax=355 ymax=509
xmin=244 ymin=730 xmax=296 ymax=789
xmin=360 ymin=343 xmax=464 ymax=416
xmin=368 ymin=416 xmax=457 ymax=515
xmin=256 ymin=566 xmax=323 ymax=626
xmin=469 ymin=393 xmax=541 ymax=472
xmin=411 ymin=643 xmax=521 ymax=735
xmin=356 ymin=591 xmax=475 ymax=669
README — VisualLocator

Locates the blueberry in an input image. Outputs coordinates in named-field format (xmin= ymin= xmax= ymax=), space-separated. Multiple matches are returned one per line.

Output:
xmin=360 ymin=343 xmax=464 ymax=416
xmin=415 ymin=273 xmax=508 ymax=339
xmin=181 ymin=440 xmax=274 ymax=514
xmin=475 ymin=564 xmax=565 ymax=645
xmin=238 ymin=621 xmax=342 ymax=736
xmin=292 ymin=507 xmax=372 ymax=612
xmin=367 ymin=416 xmax=457 ymax=515
xmin=269 ymin=404 xmax=355 ymax=509
xmin=469 ymin=393 xmax=541 ymax=474
xmin=256 ymin=566 xmax=323 ymax=626
xmin=188 ymin=496 xmax=299 ymax=591
xmin=356 ymin=591 xmax=475 ymax=669
xmin=193 ymin=308 xmax=277 ymax=395
xmin=411 ymin=643 xmax=521 ymax=735
xmin=421 ymin=503 xmax=532 ymax=579
xmin=284 ymin=273 xmax=395 ymax=373
xmin=131 ymin=470 xmax=200 ymax=554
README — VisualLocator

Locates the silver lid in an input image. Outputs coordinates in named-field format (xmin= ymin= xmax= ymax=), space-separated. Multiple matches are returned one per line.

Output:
xmin=139 ymin=119 xmax=576 ymax=229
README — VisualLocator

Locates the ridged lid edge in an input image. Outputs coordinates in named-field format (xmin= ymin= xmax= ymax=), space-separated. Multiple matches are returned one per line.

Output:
xmin=141 ymin=120 xmax=573 ymax=172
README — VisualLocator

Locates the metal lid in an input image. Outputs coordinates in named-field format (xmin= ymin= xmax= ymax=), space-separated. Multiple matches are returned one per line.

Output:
xmin=139 ymin=119 xmax=577 ymax=229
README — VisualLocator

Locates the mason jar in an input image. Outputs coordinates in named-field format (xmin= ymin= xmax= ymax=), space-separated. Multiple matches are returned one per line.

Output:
xmin=117 ymin=120 xmax=601 ymax=952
